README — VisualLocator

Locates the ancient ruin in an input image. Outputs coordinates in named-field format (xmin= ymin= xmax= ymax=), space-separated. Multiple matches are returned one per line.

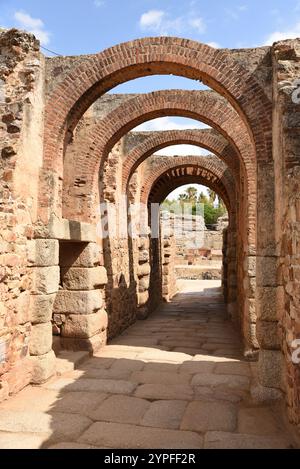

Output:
xmin=0 ymin=28 xmax=300 ymax=448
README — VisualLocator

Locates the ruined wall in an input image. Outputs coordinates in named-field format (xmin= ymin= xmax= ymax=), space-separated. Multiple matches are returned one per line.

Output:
xmin=270 ymin=39 xmax=300 ymax=424
xmin=0 ymin=30 xmax=47 ymax=400
xmin=102 ymin=140 xmax=138 ymax=339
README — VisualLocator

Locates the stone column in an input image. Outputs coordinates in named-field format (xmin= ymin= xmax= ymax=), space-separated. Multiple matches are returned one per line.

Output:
xmin=137 ymin=235 xmax=151 ymax=319
xmin=222 ymin=227 xmax=228 ymax=302
xmin=53 ymin=242 xmax=108 ymax=353
xmin=227 ymin=229 xmax=238 ymax=322
xmin=28 ymin=239 xmax=59 ymax=384
xmin=243 ymin=254 xmax=259 ymax=356
xmin=162 ymin=234 xmax=177 ymax=302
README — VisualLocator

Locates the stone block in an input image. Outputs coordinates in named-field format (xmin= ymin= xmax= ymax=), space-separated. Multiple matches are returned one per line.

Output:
xmin=257 ymin=321 xmax=280 ymax=350
xmin=30 ymin=294 xmax=56 ymax=324
xmin=27 ymin=239 xmax=59 ymax=267
xmin=78 ymin=421 xmax=203 ymax=449
xmin=191 ymin=373 xmax=250 ymax=391
xmin=256 ymin=287 xmax=278 ymax=322
xmin=250 ymin=383 xmax=283 ymax=403
xmin=204 ymin=431 xmax=291 ymax=449
xmin=245 ymin=298 xmax=256 ymax=324
xmin=258 ymin=350 xmax=283 ymax=389
xmin=53 ymin=290 xmax=103 ymax=315
xmin=244 ymin=256 xmax=256 ymax=278
xmin=141 ymin=400 xmax=187 ymax=430
xmin=135 ymin=384 xmax=194 ymax=401
xmin=138 ymin=237 xmax=150 ymax=250
xmin=61 ymin=310 xmax=108 ymax=339
xmin=138 ymin=291 xmax=149 ymax=306
xmin=1 ymin=360 xmax=32 ymax=396
xmin=243 ymin=277 xmax=256 ymax=297
xmin=181 ymin=400 xmax=237 ymax=433
xmin=34 ymin=216 xmax=97 ymax=243
xmin=30 ymin=351 xmax=56 ymax=384
xmin=137 ymin=264 xmax=150 ymax=277
xmin=0 ymin=409 xmax=92 ymax=444
xmin=61 ymin=266 xmax=107 ymax=290
xmin=256 ymin=256 xmax=278 ymax=287
xmin=59 ymin=242 xmax=101 ymax=268
xmin=60 ymin=331 xmax=107 ymax=353
xmin=139 ymin=277 xmax=149 ymax=292
xmin=29 ymin=322 xmax=53 ymax=356
xmin=243 ymin=319 xmax=259 ymax=350
xmin=139 ymin=250 xmax=149 ymax=263
xmin=92 ymin=395 xmax=150 ymax=424
xmin=30 ymin=266 xmax=60 ymax=295
xmin=15 ymin=292 xmax=31 ymax=325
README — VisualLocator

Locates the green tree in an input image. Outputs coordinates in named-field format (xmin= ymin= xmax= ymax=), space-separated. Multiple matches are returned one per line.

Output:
xmin=185 ymin=186 xmax=198 ymax=204
xmin=208 ymin=189 xmax=217 ymax=204
xmin=198 ymin=191 xmax=208 ymax=204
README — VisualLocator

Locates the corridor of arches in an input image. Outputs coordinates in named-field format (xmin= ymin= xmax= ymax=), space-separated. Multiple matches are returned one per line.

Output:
xmin=1 ymin=31 xmax=300 ymax=448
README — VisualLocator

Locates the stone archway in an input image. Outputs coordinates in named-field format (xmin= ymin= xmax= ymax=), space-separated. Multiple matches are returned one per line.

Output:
xmin=128 ymin=154 xmax=238 ymax=325
xmin=62 ymin=91 xmax=254 ymax=246
xmin=122 ymin=128 xmax=240 ymax=194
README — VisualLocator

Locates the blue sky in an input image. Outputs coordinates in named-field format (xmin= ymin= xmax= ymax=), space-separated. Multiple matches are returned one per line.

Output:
xmin=1 ymin=1 xmax=300 ymax=61
xmin=1 ymin=0 xmax=300 ymax=95
xmin=1 ymin=0 xmax=300 ymax=197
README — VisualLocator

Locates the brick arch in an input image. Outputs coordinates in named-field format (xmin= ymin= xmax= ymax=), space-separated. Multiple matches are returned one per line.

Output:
xmin=140 ymin=156 xmax=235 ymax=213
xmin=43 ymin=37 xmax=271 ymax=180
xmin=122 ymin=128 xmax=239 ymax=193
xmin=63 ymin=90 xmax=255 ymax=246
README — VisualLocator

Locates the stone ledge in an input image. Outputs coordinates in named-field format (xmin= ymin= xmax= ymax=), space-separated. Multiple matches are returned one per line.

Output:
xmin=34 ymin=216 xmax=97 ymax=242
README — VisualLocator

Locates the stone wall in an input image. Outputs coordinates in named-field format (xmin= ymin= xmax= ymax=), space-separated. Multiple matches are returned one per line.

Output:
xmin=270 ymin=40 xmax=300 ymax=424
xmin=0 ymin=29 xmax=46 ymax=399
xmin=101 ymin=141 xmax=138 ymax=339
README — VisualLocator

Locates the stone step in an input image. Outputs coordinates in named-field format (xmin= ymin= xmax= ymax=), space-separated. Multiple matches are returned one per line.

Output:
xmin=55 ymin=351 xmax=90 ymax=376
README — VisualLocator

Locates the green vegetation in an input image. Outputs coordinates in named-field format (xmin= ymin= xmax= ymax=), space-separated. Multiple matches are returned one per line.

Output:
xmin=163 ymin=186 xmax=227 ymax=226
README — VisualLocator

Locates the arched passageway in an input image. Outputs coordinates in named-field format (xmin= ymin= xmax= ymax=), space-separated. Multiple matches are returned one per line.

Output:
xmin=1 ymin=29 xmax=299 ymax=448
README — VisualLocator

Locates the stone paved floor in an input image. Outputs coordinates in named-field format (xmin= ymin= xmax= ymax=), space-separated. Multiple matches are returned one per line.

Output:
xmin=0 ymin=280 xmax=298 ymax=449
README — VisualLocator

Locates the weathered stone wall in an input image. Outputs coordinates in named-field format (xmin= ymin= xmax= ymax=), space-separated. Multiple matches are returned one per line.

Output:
xmin=101 ymin=141 xmax=138 ymax=339
xmin=270 ymin=39 xmax=300 ymax=424
xmin=0 ymin=29 xmax=46 ymax=400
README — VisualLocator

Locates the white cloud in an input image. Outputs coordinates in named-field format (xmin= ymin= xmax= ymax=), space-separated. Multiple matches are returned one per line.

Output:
xmin=94 ymin=0 xmax=105 ymax=6
xmin=155 ymin=144 xmax=210 ymax=156
xmin=134 ymin=117 xmax=209 ymax=132
xmin=207 ymin=41 xmax=220 ymax=48
xmin=139 ymin=9 xmax=206 ymax=36
xmin=140 ymin=10 xmax=165 ymax=32
xmin=265 ymin=21 xmax=300 ymax=45
xmin=189 ymin=17 xmax=206 ymax=34
xmin=14 ymin=11 xmax=50 ymax=45
xmin=134 ymin=118 xmax=211 ymax=155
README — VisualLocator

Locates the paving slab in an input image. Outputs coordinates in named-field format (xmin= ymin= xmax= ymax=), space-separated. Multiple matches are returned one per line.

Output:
xmin=135 ymin=384 xmax=194 ymax=401
xmin=78 ymin=421 xmax=203 ymax=449
xmin=181 ymin=400 xmax=237 ymax=432
xmin=91 ymin=395 xmax=150 ymax=424
xmin=141 ymin=400 xmax=187 ymax=430
xmin=204 ymin=431 xmax=293 ymax=449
